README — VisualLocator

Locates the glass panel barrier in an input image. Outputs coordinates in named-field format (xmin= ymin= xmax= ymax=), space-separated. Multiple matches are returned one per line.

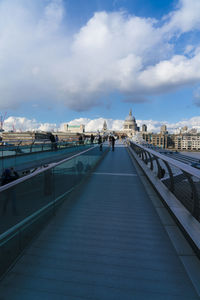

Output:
xmin=0 ymin=171 xmax=53 ymax=235
xmin=129 ymin=141 xmax=200 ymax=220
xmin=0 ymin=143 xmax=108 ymax=235
xmin=54 ymin=145 xmax=105 ymax=200
xmin=0 ymin=143 xmax=95 ymax=176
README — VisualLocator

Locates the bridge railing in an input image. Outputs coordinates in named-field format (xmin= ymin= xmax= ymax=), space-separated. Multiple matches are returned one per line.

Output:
xmin=0 ymin=140 xmax=98 ymax=175
xmin=0 ymin=142 xmax=108 ymax=276
xmin=0 ymin=139 xmax=94 ymax=157
xmin=129 ymin=141 xmax=200 ymax=221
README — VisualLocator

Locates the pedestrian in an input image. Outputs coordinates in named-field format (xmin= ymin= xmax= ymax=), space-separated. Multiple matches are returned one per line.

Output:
xmin=49 ymin=133 xmax=56 ymax=150
xmin=98 ymin=135 xmax=102 ymax=151
xmin=111 ymin=135 xmax=115 ymax=151
xmin=90 ymin=134 xmax=94 ymax=144
xmin=78 ymin=135 xmax=83 ymax=145
xmin=1 ymin=167 xmax=19 ymax=215
xmin=55 ymin=135 xmax=59 ymax=149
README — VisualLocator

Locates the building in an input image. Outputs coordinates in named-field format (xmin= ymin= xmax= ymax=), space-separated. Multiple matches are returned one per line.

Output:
xmin=123 ymin=109 xmax=139 ymax=137
xmin=142 ymin=131 xmax=200 ymax=151
xmin=180 ymin=126 xmax=188 ymax=134
xmin=102 ymin=120 xmax=107 ymax=133
xmin=63 ymin=124 xmax=85 ymax=134
xmin=142 ymin=132 xmax=174 ymax=149
xmin=141 ymin=124 xmax=147 ymax=132
xmin=160 ymin=125 xmax=168 ymax=134
xmin=1 ymin=131 xmax=50 ymax=145
xmin=173 ymin=134 xmax=200 ymax=151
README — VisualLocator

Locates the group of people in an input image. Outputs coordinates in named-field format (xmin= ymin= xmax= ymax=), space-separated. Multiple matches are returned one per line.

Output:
xmin=96 ymin=134 xmax=116 ymax=151
xmin=1 ymin=167 xmax=19 ymax=186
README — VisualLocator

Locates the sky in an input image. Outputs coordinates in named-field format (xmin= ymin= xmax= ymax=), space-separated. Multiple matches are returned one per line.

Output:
xmin=0 ymin=0 xmax=200 ymax=133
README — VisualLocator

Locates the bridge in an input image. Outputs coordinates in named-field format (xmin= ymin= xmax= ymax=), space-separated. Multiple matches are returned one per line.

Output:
xmin=0 ymin=140 xmax=92 ymax=176
xmin=0 ymin=141 xmax=200 ymax=299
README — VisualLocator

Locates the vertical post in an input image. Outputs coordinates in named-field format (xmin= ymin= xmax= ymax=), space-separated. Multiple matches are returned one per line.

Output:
xmin=147 ymin=151 xmax=153 ymax=170
xmin=162 ymin=160 xmax=175 ymax=192
xmin=143 ymin=150 xmax=148 ymax=164
xmin=141 ymin=150 xmax=144 ymax=161
xmin=183 ymin=171 xmax=199 ymax=219
xmin=153 ymin=156 xmax=162 ymax=179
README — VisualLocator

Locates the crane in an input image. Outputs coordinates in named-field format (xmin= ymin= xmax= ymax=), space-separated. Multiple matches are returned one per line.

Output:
xmin=0 ymin=112 xmax=7 ymax=132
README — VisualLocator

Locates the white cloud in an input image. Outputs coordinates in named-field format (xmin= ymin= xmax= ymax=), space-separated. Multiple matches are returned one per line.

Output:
xmin=163 ymin=0 xmax=200 ymax=33
xmin=138 ymin=51 xmax=200 ymax=94
xmin=0 ymin=0 xmax=200 ymax=110
xmin=68 ymin=117 xmax=124 ymax=131
xmin=137 ymin=117 xmax=200 ymax=133
xmin=2 ymin=115 xmax=200 ymax=134
xmin=4 ymin=116 xmax=58 ymax=132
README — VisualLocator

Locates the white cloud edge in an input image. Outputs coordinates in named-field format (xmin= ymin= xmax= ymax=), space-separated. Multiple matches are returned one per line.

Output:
xmin=3 ymin=115 xmax=200 ymax=134
xmin=1 ymin=0 xmax=200 ymax=111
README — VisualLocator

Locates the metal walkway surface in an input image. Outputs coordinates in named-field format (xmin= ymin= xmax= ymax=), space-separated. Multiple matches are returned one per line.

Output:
xmin=0 ymin=144 xmax=199 ymax=299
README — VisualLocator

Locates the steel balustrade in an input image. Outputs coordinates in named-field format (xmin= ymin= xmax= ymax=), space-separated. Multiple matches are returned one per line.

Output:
xmin=0 ymin=142 xmax=108 ymax=277
xmin=0 ymin=139 xmax=94 ymax=158
xmin=129 ymin=141 xmax=200 ymax=220
xmin=0 ymin=139 xmax=97 ymax=174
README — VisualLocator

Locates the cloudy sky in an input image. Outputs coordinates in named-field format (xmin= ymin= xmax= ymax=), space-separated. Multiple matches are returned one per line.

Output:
xmin=0 ymin=0 xmax=200 ymax=132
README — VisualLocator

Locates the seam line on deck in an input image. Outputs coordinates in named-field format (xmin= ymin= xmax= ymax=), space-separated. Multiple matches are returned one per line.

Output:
xmin=93 ymin=172 xmax=137 ymax=176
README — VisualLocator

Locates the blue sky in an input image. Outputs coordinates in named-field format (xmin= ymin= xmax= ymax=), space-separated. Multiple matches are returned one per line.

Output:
xmin=0 ymin=0 xmax=200 ymax=132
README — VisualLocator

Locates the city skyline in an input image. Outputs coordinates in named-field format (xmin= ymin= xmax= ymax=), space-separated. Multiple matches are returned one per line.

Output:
xmin=3 ymin=113 xmax=200 ymax=134
xmin=0 ymin=0 xmax=200 ymax=130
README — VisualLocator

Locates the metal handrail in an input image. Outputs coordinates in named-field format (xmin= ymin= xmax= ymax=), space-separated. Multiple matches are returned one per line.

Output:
xmin=0 ymin=139 xmax=94 ymax=159
xmin=129 ymin=141 xmax=200 ymax=220
xmin=132 ymin=142 xmax=200 ymax=179
xmin=0 ymin=144 xmax=99 ymax=193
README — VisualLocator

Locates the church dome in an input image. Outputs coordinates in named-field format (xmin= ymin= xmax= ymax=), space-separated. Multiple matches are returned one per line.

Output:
xmin=125 ymin=115 xmax=135 ymax=122
xmin=123 ymin=108 xmax=138 ymax=136
xmin=125 ymin=109 xmax=135 ymax=122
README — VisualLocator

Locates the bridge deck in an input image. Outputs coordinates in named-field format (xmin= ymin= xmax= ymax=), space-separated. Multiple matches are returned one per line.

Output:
xmin=0 ymin=144 xmax=199 ymax=299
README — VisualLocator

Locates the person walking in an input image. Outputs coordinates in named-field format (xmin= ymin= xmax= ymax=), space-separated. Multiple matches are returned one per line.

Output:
xmin=1 ymin=167 xmax=19 ymax=215
xmin=55 ymin=135 xmax=59 ymax=150
xmin=90 ymin=134 xmax=94 ymax=144
xmin=111 ymin=135 xmax=115 ymax=151
xmin=98 ymin=135 xmax=102 ymax=151
xmin=49 ymin=133 xmax=56 ymax=150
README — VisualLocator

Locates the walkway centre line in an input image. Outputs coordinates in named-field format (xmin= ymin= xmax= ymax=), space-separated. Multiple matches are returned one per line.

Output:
xmin=93 ymin=172 xmax=137 ymax=176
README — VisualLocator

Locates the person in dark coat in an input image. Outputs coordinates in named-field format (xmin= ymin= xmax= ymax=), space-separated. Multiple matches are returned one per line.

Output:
xmin=111 ymin=136 xmax=115 ymax=151
xmin=78 ymin=135 xmax=84 ymax=145
xmin=98 ymin=135 xmax=102 ymax=151
xmin=98 ymin=135 xmax=102 ymax=144
xmin=55 ymin=135 xmax=59 ymax=149
xmin=49 ymin=133 xmax=56 ymax=150
xmin=1 ymin=168 xmax=19 ymax=186
xmin=90 ymin=134 xmax=94 ymax=144
xmin=1 ymin=167 xmax=19 ymax=215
